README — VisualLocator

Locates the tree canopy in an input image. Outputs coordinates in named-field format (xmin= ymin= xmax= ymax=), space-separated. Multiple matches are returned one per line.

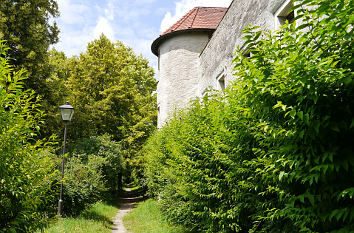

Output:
xmin=66 ymin=35 xmax=156 ymax=142
xmin=0 ymin=0 xmax=59 ymax=93
xmin=45 ymin=35 xmax=157 ymax=180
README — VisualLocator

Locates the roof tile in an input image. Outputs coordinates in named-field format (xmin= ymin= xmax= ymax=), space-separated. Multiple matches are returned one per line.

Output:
xmin=161 ymin=7 xmax=228 ymax=36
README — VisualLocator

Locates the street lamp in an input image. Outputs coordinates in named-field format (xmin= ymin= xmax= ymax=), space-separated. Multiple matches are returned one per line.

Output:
xmin=58 ymin=101 xmax=74 ymax=217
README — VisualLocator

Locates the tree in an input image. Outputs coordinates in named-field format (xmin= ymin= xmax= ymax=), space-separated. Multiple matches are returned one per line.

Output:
xmin=66 ymin=35 xmax=156 ymax=141
xmin=0 ymin=0 xmax=59 ymax=93
xmin=46 ymin=35 xmax=157 ymax=181
xmin=41 ymin=48 xmax=70 ymax=138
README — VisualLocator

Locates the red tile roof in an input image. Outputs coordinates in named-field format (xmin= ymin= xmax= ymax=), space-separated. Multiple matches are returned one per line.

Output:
xmin=161 ymin=7 xmax=228 ymax=36
xmin=152 ymin=7 xmax=228 ymax=56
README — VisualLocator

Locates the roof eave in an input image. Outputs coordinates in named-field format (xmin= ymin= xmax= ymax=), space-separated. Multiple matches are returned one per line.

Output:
xmin=151 ymin=28 xmax=216 ymax=56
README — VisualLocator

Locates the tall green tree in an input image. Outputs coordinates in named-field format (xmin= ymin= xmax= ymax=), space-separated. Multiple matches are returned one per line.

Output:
xmin=66 ymin=35 xmax=156 ymax=142
xmin=46 ymin=35 xmax=157 ymax=180
xmin=41 ymin=48 xmax=70 ymax=138
xmin=0 ymin=0 xmax=59 ymax=93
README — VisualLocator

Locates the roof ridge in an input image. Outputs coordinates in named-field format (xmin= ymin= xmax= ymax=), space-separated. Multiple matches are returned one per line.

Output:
xmin=160 ymin=6 xmax=228 ymax=37
xmin=161 ymin=7 xmax=197 ymax=35
xmin=190 ymin=7 xmax=200 ymax=28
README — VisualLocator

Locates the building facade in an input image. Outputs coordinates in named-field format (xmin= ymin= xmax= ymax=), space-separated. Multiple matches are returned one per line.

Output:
xmin=152 ymin=0 xmax=294 ymax=127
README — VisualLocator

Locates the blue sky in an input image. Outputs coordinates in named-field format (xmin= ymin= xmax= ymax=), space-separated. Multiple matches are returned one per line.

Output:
xmin=54 ymin=0 xmax=232 ymax=73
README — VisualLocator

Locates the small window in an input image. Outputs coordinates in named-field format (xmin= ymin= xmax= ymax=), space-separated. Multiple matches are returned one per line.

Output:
xmin=285 ymin=10 xmax=295 ymax=23
xmin=275 ymin=0 xmax=295 ymax=28
xmin=218 ymin=75 xmax=226 ymax=90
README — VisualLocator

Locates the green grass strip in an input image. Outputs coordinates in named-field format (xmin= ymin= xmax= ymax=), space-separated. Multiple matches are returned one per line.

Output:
xmin=39 ymin=201 xmax=118 ymax=233
xmin=123 ymin=199 xmax=186 ymax=233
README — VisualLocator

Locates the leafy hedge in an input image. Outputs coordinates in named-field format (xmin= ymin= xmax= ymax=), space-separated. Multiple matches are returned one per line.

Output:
xmin=144 ymin=0 xmax=353 ymax=232
xmin=0 ymin=43 xmax=59 ymax=232
xmin=63 ymin=134 xmax=124 ymax=215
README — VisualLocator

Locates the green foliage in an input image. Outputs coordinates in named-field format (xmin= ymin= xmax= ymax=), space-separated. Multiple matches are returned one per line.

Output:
xmin=144 ymin=0 xmax=353 ymax=232
xmin=44 ymin=35 xmax=157 ymax=184
xmin=144 ymin=96 xmax=254 ymax=232
xmin=65 ymin=35 xmax=157 ymax=143
xmin=63 ymin=134 xmax=124 ymax=215
xmin=0 ymin=42 xmax=58 ymax=232
xmin=69 ymin=134 xmax=124 ymax=194
xmin=62 ymin=155 xmax=107 ymax=216
xmin=41 ymin=49 xmax=71 ymax=138
xmin=0 ymin=0 xmax=59 ymax=93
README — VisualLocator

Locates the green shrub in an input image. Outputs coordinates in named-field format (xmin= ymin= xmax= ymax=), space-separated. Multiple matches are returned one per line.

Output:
xmin=144 ymin=95 xmax=256 ymax=232
xmin=0 ymin=42 xmax=58 ymax=232
xmin=62 ymin=155 xmax=107 ymax=216
xmin=62 ymin=134 xmax=124 ymax=216
xmin=231 ymin=0 xmax=353 ymax=231
xmin=144 ymin=0 xmax=353 ymax=232
xmin=69 ymin=134 xmax=124 ymax=194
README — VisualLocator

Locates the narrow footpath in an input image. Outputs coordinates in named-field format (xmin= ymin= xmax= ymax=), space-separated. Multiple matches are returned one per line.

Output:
xmin=111 ymin=188 xmax=144 ymax=233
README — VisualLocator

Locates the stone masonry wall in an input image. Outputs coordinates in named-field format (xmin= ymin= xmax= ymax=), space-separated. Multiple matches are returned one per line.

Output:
xmin=198 ymin=0 xmax=289 ymax=95
xmin=157 ymin=32 xmax=210 ymax=127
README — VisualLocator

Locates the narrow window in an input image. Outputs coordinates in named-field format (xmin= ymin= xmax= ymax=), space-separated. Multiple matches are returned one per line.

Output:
xmin=218 ymin=75 xmax=226 ymax=90
xmin=286 ymin=10 xmax=295 ymax=24
xmin=275 ymin=0 xmax=295 ymax=28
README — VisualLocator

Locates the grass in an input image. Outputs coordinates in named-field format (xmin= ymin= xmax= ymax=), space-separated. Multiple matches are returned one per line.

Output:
xmin=38 ymin=201 xmax=118 ymax=233
xmin=123 ymin=199 xmax=186 ymax=233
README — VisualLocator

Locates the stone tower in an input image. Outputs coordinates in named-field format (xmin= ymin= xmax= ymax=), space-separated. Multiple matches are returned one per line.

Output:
xmin=151 ymin=7 xmax=227 ymax=127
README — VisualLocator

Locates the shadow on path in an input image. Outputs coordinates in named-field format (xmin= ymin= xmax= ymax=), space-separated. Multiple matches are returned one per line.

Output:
xmin=111 ymin=188 xmax=146 ymax=233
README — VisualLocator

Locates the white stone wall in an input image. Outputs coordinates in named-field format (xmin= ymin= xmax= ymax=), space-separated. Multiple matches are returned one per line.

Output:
xmin=199 ymin=0 xmax=289 ymax=95
xmin=157 ymin=32 xmax=210 ymax=127
xmin=156 ymin=0 xmax=294 ymax=126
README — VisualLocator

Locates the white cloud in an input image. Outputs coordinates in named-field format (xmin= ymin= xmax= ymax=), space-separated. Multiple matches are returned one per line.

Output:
xmin=93 ymin=17 xmax=115 ymax=40
xmin=160 ymin=0 xmax=232 ymax=32
xmin=104 ymin=2 xmax=115 ymax=21
xmin=54 ymin=0 xmax=159 ymax=72
xmin=55 ymin=30 xmax=92 ymax=56
xmin=57 ymin=0 xmax=91 ymax=25
xmin=54 ymin=0 xmax=95 ymax=56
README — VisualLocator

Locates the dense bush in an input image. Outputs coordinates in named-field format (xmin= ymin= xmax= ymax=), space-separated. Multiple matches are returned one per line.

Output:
xmin=62 ymin=154 xmax=107 ymax=216
xmin=144 ymin=0 xmax=353 ymax=232
xmin=0 ymin=43 xmax=58 ymax=232
xmin=62 ymin=134 xmax=124 ymax=215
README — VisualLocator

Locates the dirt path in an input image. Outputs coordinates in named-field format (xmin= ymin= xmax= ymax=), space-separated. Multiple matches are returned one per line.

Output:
xmin=111 ymin=188 xmax=143 ymax=233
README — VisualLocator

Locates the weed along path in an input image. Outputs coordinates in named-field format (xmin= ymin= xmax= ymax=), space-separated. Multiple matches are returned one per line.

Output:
xmin=112 ymin=188 xmax=144 ymax=233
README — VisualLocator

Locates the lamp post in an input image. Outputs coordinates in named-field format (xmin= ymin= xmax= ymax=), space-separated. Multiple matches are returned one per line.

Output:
xmin=58 ymin=101 xmax=74 ymax=217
